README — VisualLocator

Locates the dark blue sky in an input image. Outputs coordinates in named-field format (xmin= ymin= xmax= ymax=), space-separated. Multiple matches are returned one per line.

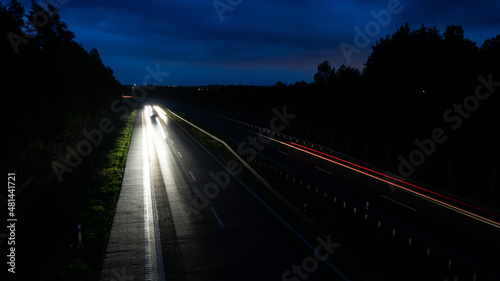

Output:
xmin=18 ymin=0 xmax=500 ymax=85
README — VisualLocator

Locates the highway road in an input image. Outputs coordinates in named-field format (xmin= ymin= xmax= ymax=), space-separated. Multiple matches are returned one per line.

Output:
xmin=145 ymin=99 xmax=500 ymax=280
xmin=100 ymin=105 xmax=351 ymax=281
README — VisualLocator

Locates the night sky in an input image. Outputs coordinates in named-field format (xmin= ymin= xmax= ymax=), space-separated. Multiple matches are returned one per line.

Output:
xmin=17 ymin=0 xmax=500 ymax=85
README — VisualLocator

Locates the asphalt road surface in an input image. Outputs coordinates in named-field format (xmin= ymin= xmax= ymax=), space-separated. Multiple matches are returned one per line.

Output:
xmin=145 ymin=100 xmax=500 ymax=280
xmin=100 ymin=105 xmax=350 ymax=281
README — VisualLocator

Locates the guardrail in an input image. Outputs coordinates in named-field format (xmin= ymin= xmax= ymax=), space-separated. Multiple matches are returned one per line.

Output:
xmin=203 ymin=111 xmax=499 ymax=281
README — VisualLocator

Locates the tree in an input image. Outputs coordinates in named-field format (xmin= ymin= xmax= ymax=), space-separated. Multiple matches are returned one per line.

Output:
xmin=275 ymin=80 xmax=286 ymax=88
xmin=443 ymin=25 xmax=465 ymax=44
xmin=364 ymin=22 xmax=413 ymax=97
xmin=89 ymin=48 xmax=104 ymax=66
xmin=49 ymin=4 xmax=75 ymax=42
xmin=26 ymin=1 xmax=74 ymax=48
xmin=364 ymin=23 xmax=479 ymax=99
xmin=1 ymin=0 xmax=123 ymax=178
xmin=336 ymin=65 xmax=361 ymax=83
xmin=6 ymin=0 xmax=24 ymax=28
xmin=313 ymin=60 xmax=335 ymax=89
xmin=441 ymin=25 xmax=479 ymax=91
xmin=480 ymin=34 xmax=500 ymax=75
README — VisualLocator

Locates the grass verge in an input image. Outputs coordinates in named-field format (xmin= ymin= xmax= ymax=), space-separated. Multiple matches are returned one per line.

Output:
xmin=10 ymin=109 xmax=136 ymax=280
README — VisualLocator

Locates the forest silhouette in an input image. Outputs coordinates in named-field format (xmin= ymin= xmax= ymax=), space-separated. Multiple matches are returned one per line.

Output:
xmin=1 ymin=0 xmax=122 ymax=169
xmin=2 ymin=0 xmax=499 ymax=191
xmin=148 ymin=23 xmax=500 ymax=191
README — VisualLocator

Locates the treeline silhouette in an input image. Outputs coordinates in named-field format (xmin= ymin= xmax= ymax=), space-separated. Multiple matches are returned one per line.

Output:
xmin=1 ymin=0 xmax=122 ymax=170
xmin=150 ymin=23 xmax=499 ymax=190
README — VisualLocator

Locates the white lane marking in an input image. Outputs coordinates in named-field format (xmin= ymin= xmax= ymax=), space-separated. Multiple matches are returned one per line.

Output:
xmin=257 ymin=132 xmax=279 ymax=143
xmin=142 ymin=112 xmax=154 ymax=281
xmin=315 ymin=166 xmax=334 ymax=176
xmin=170 ymin=139 xmax=174 ymax=145
xmin=189 ymin=171 xmax=196 ymax=181
xmin=167 ymin=109 xmax=350 ymax=280
xmin=381 ymin=195 xmax=417 ymax=212
xmin=142 ymin=111 xmax=166 ymax=281
xmin=278 ymin=150 xmax=289 ymax=156
xmin=210 ymin=207 xmax=225 ymax=229
xmin=177 ymin=151 xmax=182 ymax=158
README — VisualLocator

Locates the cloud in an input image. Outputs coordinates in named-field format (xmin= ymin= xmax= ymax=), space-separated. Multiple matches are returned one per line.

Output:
xmin=14 ymin=0 xmax=500 ymax=85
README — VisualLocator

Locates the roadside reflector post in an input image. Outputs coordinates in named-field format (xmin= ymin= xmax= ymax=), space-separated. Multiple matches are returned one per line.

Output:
xmin=392 ymin=228 xmax=396 ymax=237
xmin=427 ymin=248 xmax=430 ymax=256
xmin=366 ymin=202 xmax=369 ymax=210
xmin=78 ymin=224 xmax=82 ymax=246
xmin=492 ymin=164 xmax=496 ymax=191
